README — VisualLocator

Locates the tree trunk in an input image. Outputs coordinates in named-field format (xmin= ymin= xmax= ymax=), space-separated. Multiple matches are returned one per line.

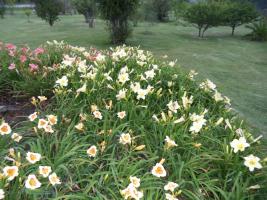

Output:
xmin=202 ymin=25 xmax=209 ymax=38
xmin=231 ymin=25 xmax=236 ymax=36
xmin=88 ymin=18 xmax=95 ymax=28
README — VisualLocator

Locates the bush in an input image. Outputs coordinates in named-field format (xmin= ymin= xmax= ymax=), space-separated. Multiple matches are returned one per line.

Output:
xmin=0 ymin=1 xmax=5 ymax=19
xmin=0 ymin=41 xmax=266 ymax=199
xmin=246 ymin=18 xmax=267 ymax=41
xmin=34 ymin=0 xmax=63 ymax=26
xmin=99 ymin=0 xmax=140 ymax=44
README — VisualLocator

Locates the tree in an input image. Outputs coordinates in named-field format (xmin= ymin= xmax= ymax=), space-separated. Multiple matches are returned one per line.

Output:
xmin=0 ymin=0 xmax=5 ymax=19
xmin=153 ymin=0 xmax=171 ymax=22
xmin=72 ymin=0 xmax=97 ymax=28
xmin=183 ymin=1 xmax=225 ymax=37
xmin=99 ymin=0 xmax=139 ymax=44
xmin=24 ymin=9 xmax=32 ymax=23
xmin=34 ymin=0 xmax=63 ymax=26
xmin=224 ymin=1 xmax=259 ymax=35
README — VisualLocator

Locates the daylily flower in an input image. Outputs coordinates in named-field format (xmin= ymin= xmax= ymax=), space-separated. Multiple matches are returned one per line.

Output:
xmin=87 ymin=145 xmax=97 ymax=157
xmin=244 ymin=155 xmax=262 ymax=172
xmin=117 ymin=111 xmax=126 ymax=119
xmin=49 ymin=172 xmax=61 ymax=185
xmin=39 ymin=166 xmax=52 ymax=178
xmin=119 ymin=133 xmax=131 ymax=145
xmin=164 ymin=182 xmax=179 ymax=192
xmin=230 ymin=137 xmax=250 ymax=153
xmin=25 ymin=174 xmax=41 ymax=190
xmin=0 ymin=122 xmax=12 ymax=135
xmin=3 ymin=166 xmax=19 ymax=181
xmin=11 ymin=133 xmax=22 ymax=142
xmin=151 ymin=160 xmax=167 ymax=178
xmin=28 ymin=112 xmax=38 ymax=121
xmin=26 ymin=152 xmax=41 ymax=164
xmin=165 ymin=136 xmax=177 ymax=149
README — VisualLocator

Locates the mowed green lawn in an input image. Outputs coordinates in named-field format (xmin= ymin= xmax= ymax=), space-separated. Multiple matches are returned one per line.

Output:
xmin=0 ymin=13 xmax=267 ymax=137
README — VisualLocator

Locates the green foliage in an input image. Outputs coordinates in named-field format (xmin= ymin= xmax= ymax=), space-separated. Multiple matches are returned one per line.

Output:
xmin=99 ymin=0 xmax=139 ymax=44
xmin=72 ymin=0 xmax=97 ymax=27
xmin=0 ymin=41 xmax=266 ymax=199
xmin=183 ymin=1 xmax=225 ymax=37
xmin=223 ymin=1 xmax=259 ymax=35
xmin=34 ymin=0 xmax=63 ymax=26
xmin=246 ymin=18 xmax=267 ymax=41
xmin=171 ymin=0 xmax=190 ymax=22
xmin=153 ymin=0 xmax=171 ymax=22
xmin=24 ymin=9 xmax=32 ymax=22
xmin=0 ymin=0 xmax=5 ymax=19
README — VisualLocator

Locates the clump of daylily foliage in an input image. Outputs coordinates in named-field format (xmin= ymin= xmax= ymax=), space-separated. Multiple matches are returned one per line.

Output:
xmin=0 ymin=41 xmax=266 ymax=200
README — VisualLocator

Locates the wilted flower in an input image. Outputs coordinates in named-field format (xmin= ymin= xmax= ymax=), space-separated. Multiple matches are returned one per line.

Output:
xmin=75 ymin=122 xmax=84 ymax=131
xmin=0 ymin=122 xmax=12 ymax=135
xmin=11 ymin=133 xmax=22 ymax=142
xmin=25 ymin=174 xmax=41 ymax=190
xmin=3 ymin=166 xmax=19 ymax=181
xmin=76 ymin=83 xmax=87 ymax=94
xmin=38 ymin=96 xmax=47 ymax=102
xmin=49 ymin=172 xmax=61 ymax=185
xmin=230 ymin=137 xmax=250 ymax=153
xmin=87 ymin=145 xmax=97 ymax=157
xmin=244 ymin=155 xmax=262 ymax=172
xmin=182 ymin=92 xmax=193 ymax=110
xmin=26 ymin=152 xmax=41 ymax=164
xmin=39 ymin=166 xmax=52 ymax=178
xmin=167 ymin=100 xmax=180 ymax=113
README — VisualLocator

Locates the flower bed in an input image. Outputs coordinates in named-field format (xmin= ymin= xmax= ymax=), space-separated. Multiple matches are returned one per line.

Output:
xmin=0 ymin=41 xmax=266 ymax=199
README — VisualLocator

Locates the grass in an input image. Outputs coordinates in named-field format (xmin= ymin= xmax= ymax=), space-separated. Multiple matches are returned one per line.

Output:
xmin=0 ymin=13 xmax=267 ymax=137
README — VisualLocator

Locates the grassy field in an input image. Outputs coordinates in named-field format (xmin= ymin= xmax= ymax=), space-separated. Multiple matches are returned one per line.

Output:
xmin=0 ymin=13 xmax=267 ymax=137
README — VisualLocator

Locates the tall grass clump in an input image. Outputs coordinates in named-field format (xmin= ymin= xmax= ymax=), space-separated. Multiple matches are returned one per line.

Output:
xmin=0 ymin=41 xmax=266 ymax=200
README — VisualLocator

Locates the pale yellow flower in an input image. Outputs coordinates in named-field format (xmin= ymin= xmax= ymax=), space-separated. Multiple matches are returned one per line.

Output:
xmin=130 ymin=176 xmax=141 ymax=188
xmin=26 ymin=152 xmax=41 ymax=164
xmin=47 ymin=115 xmax=58 ymax=125
xmin=0 ymin=122 xmax=11 ymax=135
xmin=25 ymin=174 xmax=41 ymax=190
xmin=39 ymin=166 xmax=52 ymax=178
xmin=164 ymin=181 xmax=179 ymax=192
xmin=151 ymin=162 xmax=167 ymax=178
xmin=119 ymin=133 xmax=131 ymax=145
xmin=117 ymin=111 xmax=126 ymax=119
xmin=93 ymin=111 xmax=103 ymax=120
xmin=37 ymin=119 xmax=49 ymax=129
xmin=75 ymin=122 xmax=84 ymax=131
xmin=165 ymin=193 xmax=178 ymax=200
xmin=244 ymin=155 xmax=262 ymax=172
xmin=87 ymin=145 xmax=97 ymax=157
xmin=230 ymin=137 xmax=250 ymax=153
xmin=48 ymin=172 xmax=61 ymax=185
xmin=56 ymin=75 xmax=68 ymax=87
xmin=0 ymin=189 xmax=4 ymax=200
xmin=38 ymin=96 xmax=47 ymax=102
xmin=28 ymin=112 xmax=38 ymax=121
xmin=3 ymin=166 xmax=19 ymax=181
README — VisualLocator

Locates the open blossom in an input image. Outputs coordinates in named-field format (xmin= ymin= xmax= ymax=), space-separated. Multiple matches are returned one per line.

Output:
xmin=25 ymin=174 xmax=41 ymax=190
xmin=117 ymin=111 xmax=126 ymax=119
xmin=38 ymin=119 xmax=49 ymax=129
xmin=39 ymin=166 xmax=52 ymax=177
xmin=56 ymin=76 xmax=68 ymax=87
xmin=28 ymin=112 xmax=38 ymax=121
xmin=151 ymin=162 xmax=167 ymax=178
xmin=118 ymin=72 xmax=130 ymax=85
xmin=165 ymin=136 xmax=177 ymax=149
xmin=0 ymin=189 xmax=4 ymax=200
xmin=244 ymin=155 xmax=262 ymax=172
xmin=182 ymin=92 xmax=193 ymax=110
xmin=200 ymin=79 xmax=216 ymax=91
xmin=167 ymin=100 xmax=180 ymax=113
xmin=214 ymin=91 xmax=224 ymax=102
xmin=164 ymin=182 xmax=179 ymax=192
xmin=136 ymin=88 xmax=148 ymax=100
xmin=130 ymin=176 xmax=141 ymax=188
xmin=29 ymin=63 xmax=38 ymax=71
xmin=145 ymin=69 xmax=155 ymax=79
xmin=3 ymin=166 xmax=19 ymax=181
xmin=87 ymin=145 xmax=97 ymax=157
xmin=119 ymin=133 xmax=131 ymax=145
xmin=11 ymin=133 xmax=22 ymax=142
xmin=47 ymin=115 xmax=57 ymax=125
xmin=131 ymin=82 xmax=141 ymax=93
xmin=230 ymin=137 xmax=250 ymax=153
xmin=165 ymin=193 xmax=178 ymax=200
xmin=44 ymin=124 xmax=54 ymax=133
xmin=120 ymin=183 xmax=143 ymax=200
xmin=93 ymin=110 xmax=103 ymax=120
xmin=49 ymin=172 xmax=61 ymax=185
xmin=0 ymin=122 xmax=12 ymax=135
xmin=26 ymin=152 xmax=41 ymax=164
xmin=189 ymin=113 xmax=207 ymax=133
xmin=20 ymin=55 xmax=27 ymax=63
xmin=116 ymin=89 xmax=127 ymax=100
